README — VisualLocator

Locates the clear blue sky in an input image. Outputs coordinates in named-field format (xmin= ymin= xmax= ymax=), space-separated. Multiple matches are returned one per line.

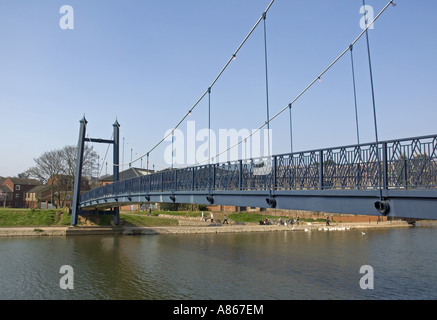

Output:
xmin=1 ymin=0 xmax=436 ymax=177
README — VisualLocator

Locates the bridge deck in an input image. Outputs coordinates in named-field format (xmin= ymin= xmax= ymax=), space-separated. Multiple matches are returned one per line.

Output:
xmin=79 ymin=134 xmax=437 ymax=220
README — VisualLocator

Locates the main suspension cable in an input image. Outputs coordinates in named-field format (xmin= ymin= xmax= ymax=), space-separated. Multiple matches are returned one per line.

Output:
xmin=131 ymin=0 xmax=276 ymax=166
xmin=191 ymin=0 xmax=395 ymax=167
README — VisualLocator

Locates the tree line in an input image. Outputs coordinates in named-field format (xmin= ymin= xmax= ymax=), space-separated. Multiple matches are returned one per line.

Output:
xmin=20 ymin=145 xmax=99 ymax=208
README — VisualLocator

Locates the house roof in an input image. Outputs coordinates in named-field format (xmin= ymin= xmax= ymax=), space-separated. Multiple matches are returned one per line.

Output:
xmin=100 ymin=167 xmax=155 ymax=182
xmin=0 ymin=185 xmax=10 ymax=193
xmin=5 ymin=178 xmax=42 ymax=186
xmin=27 ymin=185 xmax=50 ymax=194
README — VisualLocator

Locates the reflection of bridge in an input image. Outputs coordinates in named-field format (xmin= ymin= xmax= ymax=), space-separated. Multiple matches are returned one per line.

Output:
xmin=69 ymin=1 xmax=437 ymax=225
xmin=75 ymin=132 xmax=437 ymax=225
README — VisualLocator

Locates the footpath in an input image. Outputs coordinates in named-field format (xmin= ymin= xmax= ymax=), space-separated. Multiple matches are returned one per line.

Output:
xmin=0 ymin=219 xmax=411 ymax=237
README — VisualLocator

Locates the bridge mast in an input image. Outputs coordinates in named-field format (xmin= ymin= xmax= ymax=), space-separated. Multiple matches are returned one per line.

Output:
xmin=71 ymin=117 xmax=120 ymax=226
xmin=71 ymin=116 xmax=87 ymax=226
xmin=112 ymin=119 xmax=120 ymax=225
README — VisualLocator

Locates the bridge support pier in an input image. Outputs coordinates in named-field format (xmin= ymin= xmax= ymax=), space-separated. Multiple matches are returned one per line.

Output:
xmin=71 ymin=117 xmax=120 ymax=226
xmin=71 ymin=116 xmax=87 ymax=226
xmin=112 ymin=120 xmax=120 ymax=226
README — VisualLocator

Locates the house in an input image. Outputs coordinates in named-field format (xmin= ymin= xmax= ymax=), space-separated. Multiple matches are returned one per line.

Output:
xmin=25 ymin=175 xmax=90 ymax=209
xmin=25 ymin=185 xmax=50 ymax=209
xmin=1 ymin=178 xmax=41 ymax=208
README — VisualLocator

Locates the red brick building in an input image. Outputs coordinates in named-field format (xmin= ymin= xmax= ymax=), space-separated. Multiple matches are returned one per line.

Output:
xmin=1 ymin=178 xmax=41 ymax=208
xmin=25 ymin=175 xmax=90 ymax=209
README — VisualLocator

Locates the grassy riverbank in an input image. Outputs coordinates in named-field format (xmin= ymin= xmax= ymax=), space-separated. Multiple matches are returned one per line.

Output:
xmin=0 ymin=208 xmax=415 ymax=237
xmin=0 ymin=208 xmax=181 ymax=227
xmin=70 ymin=210 xmax=320 ymax=227
xmin=0 ymin=208 xmax=180 ymax=227
xmin=152 ymin=210 xmax=324 ymax=224
xmin=0 ymin=208 xmax=324 ymax=228
xmin=119 ymin=213 xmax=178 ymax=227
xmin=0 ymin=208 xmax=71 ymax=227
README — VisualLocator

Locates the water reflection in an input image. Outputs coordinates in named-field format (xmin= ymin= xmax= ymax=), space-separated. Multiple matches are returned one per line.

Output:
xmin=0 ymin=226 xmax=436 ymax=300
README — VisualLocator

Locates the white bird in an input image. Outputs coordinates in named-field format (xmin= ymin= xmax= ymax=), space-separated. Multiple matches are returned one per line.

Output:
xmin=304 ymin=228 xmax=310 ymax=232
xmin=307 ymin=222 xmax=312 ymax=225
xmin=361 ymin=232 xmax=366 ymax=235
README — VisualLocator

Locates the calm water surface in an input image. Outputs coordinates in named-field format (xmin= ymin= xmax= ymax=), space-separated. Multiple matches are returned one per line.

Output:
xmin=0 ymin=225 xmax=436 ymax=300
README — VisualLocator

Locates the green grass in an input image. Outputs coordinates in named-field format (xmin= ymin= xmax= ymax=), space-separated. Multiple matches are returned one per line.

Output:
xmin=0 ymin=208 xmax=179 ymax=227
xmin=154 ymin=210 xmax=203 ymax=218
xmin=0 ymin=208 xmax=71 ymax=227
xmin=0 ymin=207 xmax=325 ymax=228
xmin=120 ymin=213 xmax=178 ymax=227
xmin=126 ymin=210 xmax=204 ymax=218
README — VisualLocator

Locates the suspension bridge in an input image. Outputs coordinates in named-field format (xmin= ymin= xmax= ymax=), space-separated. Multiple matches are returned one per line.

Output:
xmin=70 ymin=0 xmax=437 ymax=225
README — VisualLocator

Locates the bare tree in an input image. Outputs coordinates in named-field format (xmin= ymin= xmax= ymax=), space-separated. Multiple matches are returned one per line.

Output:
xmin=60 ymin=145 xmax=98 ymax=177
xmin=17 ymin=171 xmax=31 ymax=179
xmin=26 ymin=145 xmax=99 ymax=208
xmin=60 ymin=144 xmax=99 ymax=194
xmin=27 ymin=149 xmax=64 ymax=207
xmin=28 ymin=149 xmax=63 ymax=183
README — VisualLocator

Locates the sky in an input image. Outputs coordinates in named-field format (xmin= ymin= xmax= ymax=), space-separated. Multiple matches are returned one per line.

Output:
xmin=1 ymin=0 xmax=436 ymax=177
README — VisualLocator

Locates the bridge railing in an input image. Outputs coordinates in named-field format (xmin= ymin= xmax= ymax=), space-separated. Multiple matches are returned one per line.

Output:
xmin=80 ymin=135 xmax=437 ymax=204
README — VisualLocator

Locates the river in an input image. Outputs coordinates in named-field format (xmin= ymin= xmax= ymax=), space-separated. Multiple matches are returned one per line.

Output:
xmin=0 ymin=224 xmax=436 ymax=300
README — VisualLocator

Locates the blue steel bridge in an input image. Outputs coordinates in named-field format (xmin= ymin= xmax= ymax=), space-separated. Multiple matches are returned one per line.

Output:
xmin=76 ymin=134 xmax=437 ymax=224
xmin=70 ymin=1 xmax=437 ymax=225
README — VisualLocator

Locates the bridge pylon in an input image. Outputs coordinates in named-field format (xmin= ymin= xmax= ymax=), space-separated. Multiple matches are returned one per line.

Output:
xmin=71 ymin=116 xmax=120 ymax=226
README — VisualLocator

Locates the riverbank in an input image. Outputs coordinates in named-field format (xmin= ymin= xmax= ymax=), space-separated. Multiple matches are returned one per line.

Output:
xmin=122 ymin=220 xmax=411 ymax=235
xmin=0 ymin=219 xmax=413 ymax=237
